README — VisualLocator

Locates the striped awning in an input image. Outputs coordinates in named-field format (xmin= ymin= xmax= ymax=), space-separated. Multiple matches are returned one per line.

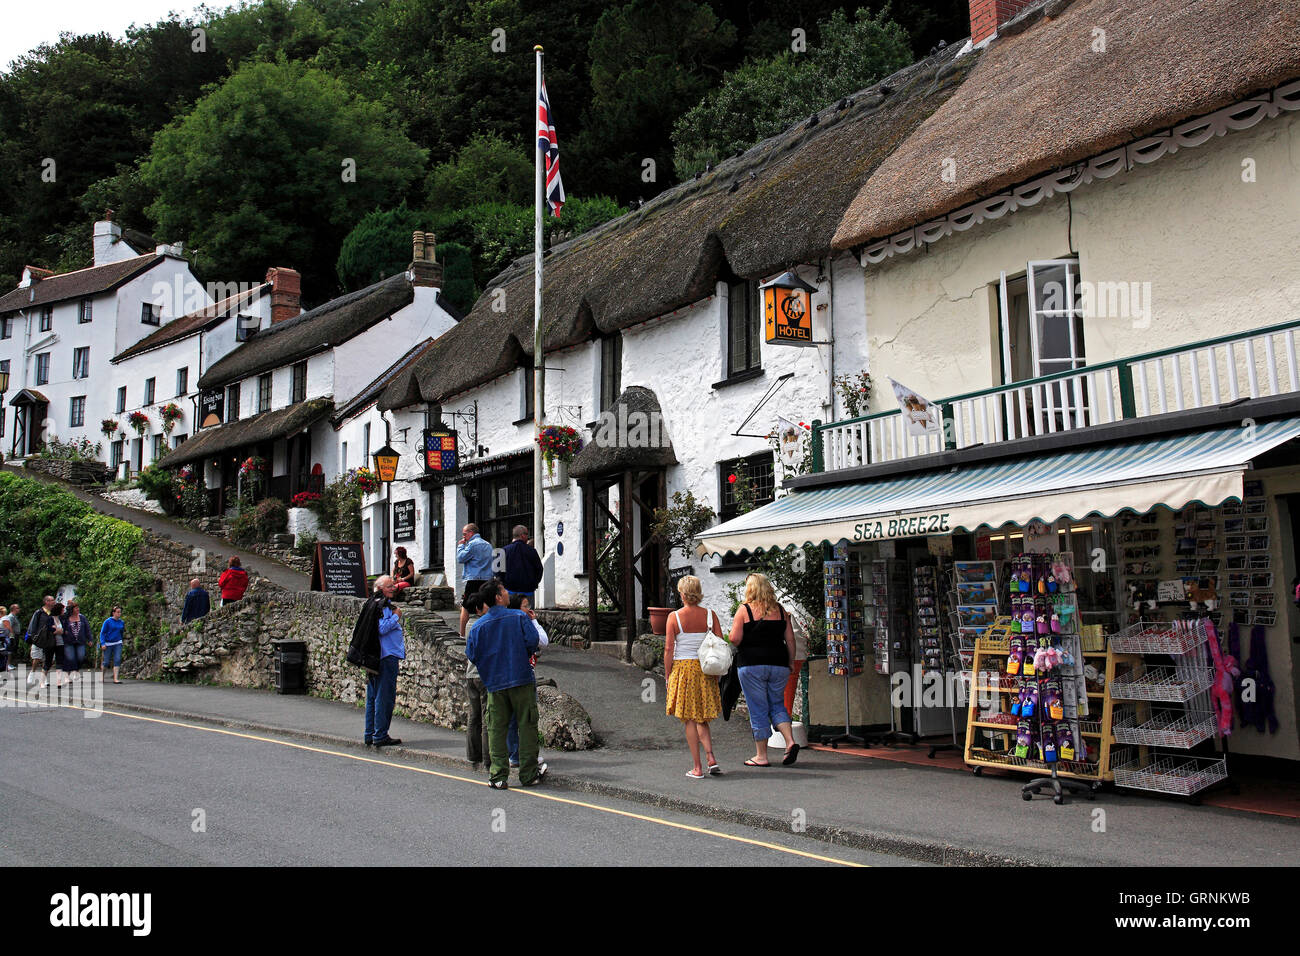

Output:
xmin=696 ymin=418 xmax=1300 ymax=556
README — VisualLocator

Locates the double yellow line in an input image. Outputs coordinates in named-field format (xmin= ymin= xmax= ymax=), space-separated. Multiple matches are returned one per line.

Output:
xmin=3 ymin=693 xmax=865 ymax=866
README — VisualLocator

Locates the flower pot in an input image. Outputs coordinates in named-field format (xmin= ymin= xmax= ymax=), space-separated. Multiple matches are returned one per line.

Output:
xmin=648 ymin=606 xmax=672 ymax=635
xmin=543 ymin=459 xmax=569 ymax=489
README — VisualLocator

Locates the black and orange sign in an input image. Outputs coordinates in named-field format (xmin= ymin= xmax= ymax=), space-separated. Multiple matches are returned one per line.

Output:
xmin=761 ymin=271 xmax=818 ymax=347
xmin=372 ymin=444 xmax=400 ymax=483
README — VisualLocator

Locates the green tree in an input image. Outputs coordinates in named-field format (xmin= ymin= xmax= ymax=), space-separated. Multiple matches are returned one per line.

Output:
xmin=672 ymin=7 xmax=911 ymax=178
xmin=141 ymin=59 xmax=427 ymax=297
xmin=336 ymin=205 xmax=427 ymax=290
xmin=437 ymin=241 xmax=477 ymax=314
xmin=426 ymin=132 xmax=533 ymax=214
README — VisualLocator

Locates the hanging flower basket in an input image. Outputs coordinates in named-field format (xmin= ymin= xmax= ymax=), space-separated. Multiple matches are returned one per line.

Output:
xmin=159 ymin=402 xmax=184 ymax=434
xmin=239 ymin=455 xmax=267 ymax=478
xmin=354 ymin=466 xmax=381 ymax=495
xmin=538 ymin=425 xmax=583 ymax=466
xmin=101 ymin=418 xmax=119 ymax=438
xmin=127 ymin=411 xmax=150 ymax=436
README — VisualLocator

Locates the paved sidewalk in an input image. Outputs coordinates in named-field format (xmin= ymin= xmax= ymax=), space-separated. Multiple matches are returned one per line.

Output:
xmin=12 ymin=666 xmax=1298 ymax=868
xmin=3 ymin=465 xmax=309 ymax=591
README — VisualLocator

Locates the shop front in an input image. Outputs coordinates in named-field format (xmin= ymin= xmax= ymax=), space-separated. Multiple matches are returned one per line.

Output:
xmin=697 ymin=417 xmax=1300 ymax=799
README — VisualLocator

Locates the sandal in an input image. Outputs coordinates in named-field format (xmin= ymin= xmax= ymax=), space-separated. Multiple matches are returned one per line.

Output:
xmin=744 ymin=758 xmax=770 ymax=767
xmin=685 ymin=769 xmax=706 ymax=779
xmin=707 ymin=762 xmax=723 ymax=775
xmin=783 ymin=743 xmax=801 ymax=766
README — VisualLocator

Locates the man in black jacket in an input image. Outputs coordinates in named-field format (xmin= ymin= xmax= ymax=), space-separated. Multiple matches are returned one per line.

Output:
xmin=501 ymin=525 xmax=543 ymax=604
xmin=26 ymin=595 xmax=57 ymax=691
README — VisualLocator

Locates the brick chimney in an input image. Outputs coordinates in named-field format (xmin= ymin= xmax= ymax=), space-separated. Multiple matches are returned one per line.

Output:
xmin=408 ymin=230 xmax=443 ymax=289
xmin=970 ymin=0 xmax=1036 ymax=44
xmin=265 ymin=267 xmax=302 ymax=324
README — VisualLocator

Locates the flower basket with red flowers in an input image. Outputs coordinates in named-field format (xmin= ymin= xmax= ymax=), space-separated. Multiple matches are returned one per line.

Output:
xmin=159 ymin=402 xmax=184 ymax=434
xmin=127 ymin=410 xmax=150 ymax=435
xmin=537 ymin=425 xmax=583 ymax=466
xmin=353 ymin=466 xmax=381 ymax=495
xmin=101 ymin=418 xmax=119 ymax=438
xmin=239 ymin=455 xmax=267 ymax=477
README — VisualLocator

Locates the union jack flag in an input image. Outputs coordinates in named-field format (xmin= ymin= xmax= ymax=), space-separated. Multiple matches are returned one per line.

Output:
xmin=537 ymin=77 xmax=565 ymax=217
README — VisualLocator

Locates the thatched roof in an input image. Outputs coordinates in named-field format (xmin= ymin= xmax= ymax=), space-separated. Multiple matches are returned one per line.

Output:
xmin=157 ymin=397 xmax=333 ymax=468
xmin=198 ymin=274 xmax=414 ymax=390
xmin=834 ymin=0 xmax=1300 ymax=248
xmin=568 ymin=386 xmax=678 ymax=478
xmin=112 ymin=282 xmax=271 ymax=363
xmin=0 ymin=255 xmax=165 ymax=314
xmin=379 ymin=47 xmax=973 ymax=410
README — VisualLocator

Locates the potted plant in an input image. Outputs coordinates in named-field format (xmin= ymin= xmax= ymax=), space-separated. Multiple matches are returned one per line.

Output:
xmin=353 ymin=466 xmax=381 ymax=495
xmin=833 ymin=370 xmax=873 ymax=418
xmin=159 ymin=402 xmax=184 ymax=435
xmin=537 ymin=424 xmax=582 ymax=486
xmin=127 ymin=410 xmax=150 ymax=436
xmin=101 ymin=419 xmax=119 ymax=438
xmin=648 ymin=490 xmax=717 ymax=633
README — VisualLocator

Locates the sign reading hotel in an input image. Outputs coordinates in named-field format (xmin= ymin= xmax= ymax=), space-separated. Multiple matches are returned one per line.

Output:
xmin=422 ymin=429 xmax=459 ymax=476
xmin=761 ymin=274 xmax=816 ymax=347
xmin=198 ymin=389 xmax=224 ymax=429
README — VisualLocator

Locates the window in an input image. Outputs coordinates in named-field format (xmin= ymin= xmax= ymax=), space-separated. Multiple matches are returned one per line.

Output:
xmin=35 ymin=352 xmax=50 ymax=385
xmin=78 ymin=299 xmax=93 ymax=324
xmin=236 ymin=314 xmax=258 ymax=342
xmin=152 ymin=433 xmax=166 ymax=462
xmin=340 ymin=442 xmax=348 ymax=473
xmin=39 ymin=306 xmax=52 ymax=332
xmin=116 ymin=386 xmax=126 ymax=413
xmin=726 ymin=280 xmax=761 ymax=377
xmin=141 ymin=302 xmax=160 ymax=326
xmin=291 ymin=361 xmax=307 ymax=404
xmin=173 ymin=434 xmax=187 ymax=448
xmin=257 ymin=373 xmax=271 ymax=413
xmin=363 ymin=423 xmax=371 ymax=463
xmin=176 ymin=367 xmax=188 ymax=396
xmin=144 ymin=377 xmax=156 ymax=406
xmin=72 ymin=347 xmax=90 ymax=380
xmin=600 ymin=334 xmax=622 ymax=412
xmin=69 ymin=396 xmax=85 ymax=428
xmin=1 ymin=315 xmax=10 ymax=338
xmin=998 ymin=258 xmax=1087 ymax=425
xmin=717 ymin=452 xmax=776 ymax=523
xmin=521 ymin=364 xmax=534 ymax=421
xmin=226 ymin=383 xmax=241 ymax=423
xmin=110 ymin=440 xmax=122 ymax=468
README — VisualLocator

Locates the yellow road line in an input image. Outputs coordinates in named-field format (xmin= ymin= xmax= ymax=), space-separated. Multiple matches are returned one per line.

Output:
xmin=1 ymin=693 xmax=864 ymax=866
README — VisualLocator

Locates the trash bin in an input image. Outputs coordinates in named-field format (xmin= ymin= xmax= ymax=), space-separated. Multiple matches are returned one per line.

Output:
xmin=272 ymin=639 xmax=307 ymax=694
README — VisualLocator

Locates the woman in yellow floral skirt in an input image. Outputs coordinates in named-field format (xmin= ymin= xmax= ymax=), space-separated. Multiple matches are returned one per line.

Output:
xmin=664 ymin=575 xmax=724 ymax=778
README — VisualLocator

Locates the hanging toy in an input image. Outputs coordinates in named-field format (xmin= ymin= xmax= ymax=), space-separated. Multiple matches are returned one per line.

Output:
xmin=1007 ymin=637 xmax=1024 ymax=675
xmin=1011 ymin=680 xmax=1026 ymax=716
xmin=1050 ymin=612 xmax=1060 ymax=634
xmin=1014 ymin=720 xmax=1032 ymax=758
xmin=1019 ymin=569 xmax=1030 ymax=593
xmin=1021 ymin=606 xmax=1035 ymax=635
xmin=1045 ymin=679 xmax=1064 ymax=720
xmin=1022 ymin=682 xmax=1039 ymax=718
xmin=1057 ymin=722 xmax=1076 ymax=761
xmin=1036 ymin=611 xmax=1049 ymax=635
xmin=1041 ymin=723 xmax=1058 ymax=762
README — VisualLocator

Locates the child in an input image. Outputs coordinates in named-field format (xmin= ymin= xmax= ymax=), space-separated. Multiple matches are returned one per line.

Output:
xmin=505 ymin=594 xmax=549 ymax=767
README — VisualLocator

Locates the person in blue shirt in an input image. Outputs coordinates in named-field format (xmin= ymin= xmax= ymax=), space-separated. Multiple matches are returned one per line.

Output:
xmin=366 ymin=576 xmax=407 ymax=748
xmin=465 ymin=579 xmax=545 ymax=789
xmin=98 ymin=606 xmax=126 ymax=684
xmin=456 ymin=524 xmax=495 ymax=637
xmin=181 ymin=579 xmax=211 ymax=624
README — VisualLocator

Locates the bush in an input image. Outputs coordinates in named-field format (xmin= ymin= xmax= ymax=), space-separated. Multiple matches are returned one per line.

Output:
xmin=319 ymin=473 xmax=361 ymax=542
xmin=253 ymin=498 xmax=289 ymax=540
xmin=294 ymin=531 xmax=318 ymax=558
xmin=39 ymin=436 xmax=102 ymax=462
xmin=135 ymin=465 xmax=174 ymax=504
xmin=229 ymin=510 xmax=259 ymax=547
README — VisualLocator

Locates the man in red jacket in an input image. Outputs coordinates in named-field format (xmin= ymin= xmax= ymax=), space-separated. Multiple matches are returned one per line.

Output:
xmin=218 ymin=556 xmax=250 ymax=606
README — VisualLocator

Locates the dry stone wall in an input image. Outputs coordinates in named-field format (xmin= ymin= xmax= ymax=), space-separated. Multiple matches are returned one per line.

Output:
xmin=151 ymin=584 xmax=593 ymax=749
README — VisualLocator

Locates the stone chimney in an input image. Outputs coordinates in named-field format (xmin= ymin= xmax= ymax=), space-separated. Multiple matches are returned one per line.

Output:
xmin=408 ymin=230 xmax=443 ymax=289
xmin=265 ymin=267 xmax=302 ymax=324
xmin=93 ymin=209 xmax=126 ymax=267
xmin=969 ymin=0 xmax=1036 ymax=44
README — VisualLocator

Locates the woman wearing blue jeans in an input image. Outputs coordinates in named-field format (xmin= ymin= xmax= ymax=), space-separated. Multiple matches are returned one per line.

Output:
xmin=728 ymin=573 xmax=800 ymax=767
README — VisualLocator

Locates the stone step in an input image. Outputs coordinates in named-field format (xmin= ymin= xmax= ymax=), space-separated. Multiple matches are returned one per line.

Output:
xmin=585 ymin=641 xmax=629 ymax=662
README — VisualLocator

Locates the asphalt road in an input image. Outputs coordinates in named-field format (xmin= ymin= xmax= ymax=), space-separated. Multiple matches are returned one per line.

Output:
xmin=0 ymin=699 xmax=922 ymax=868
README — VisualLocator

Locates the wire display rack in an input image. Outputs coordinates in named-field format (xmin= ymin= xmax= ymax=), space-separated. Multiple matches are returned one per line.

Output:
xmin=1109 ymin=619 xmax=1209 ymax=656
xmin=1109 ymin=665 xmax=1214 ymax=702
xmin=1111 ymin=708 xmax=1217 ymax=749
xmin=1110 ymin=750 xmax=1229 ymax=797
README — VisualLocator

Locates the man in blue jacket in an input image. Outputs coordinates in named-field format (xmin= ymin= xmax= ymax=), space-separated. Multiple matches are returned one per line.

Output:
xmin=465 ymin=579 xmax=545 ymax=789
xmin=456 ymin=524 xmax=495 ymax=637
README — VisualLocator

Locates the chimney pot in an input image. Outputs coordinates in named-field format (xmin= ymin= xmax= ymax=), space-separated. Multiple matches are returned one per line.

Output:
xmin=413 ymin=231 xmax=426 ymax=262
xmin=265 ymin=267 xmax=302 ymax=324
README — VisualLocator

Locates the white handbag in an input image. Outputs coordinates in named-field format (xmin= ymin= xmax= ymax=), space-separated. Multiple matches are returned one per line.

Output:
xmin=696 ymin=611 xmax=733 ymax=676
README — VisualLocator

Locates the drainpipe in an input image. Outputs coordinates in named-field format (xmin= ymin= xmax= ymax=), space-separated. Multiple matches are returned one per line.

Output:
xmin=824 ymin=256 xmax=836 ymax=421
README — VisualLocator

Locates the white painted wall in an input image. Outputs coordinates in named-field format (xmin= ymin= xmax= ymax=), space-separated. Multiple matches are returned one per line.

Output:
xmin=332 ymin=289 xmax=456 ymax=408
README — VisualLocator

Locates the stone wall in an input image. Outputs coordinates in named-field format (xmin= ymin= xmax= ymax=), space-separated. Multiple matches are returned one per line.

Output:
xmin=25 ymin=457 xmax=112 ymax=485
xmin=150 ymin=585 xmax=594 ymax=749
xmin=535 ymin=609 xmax=621 ymax=648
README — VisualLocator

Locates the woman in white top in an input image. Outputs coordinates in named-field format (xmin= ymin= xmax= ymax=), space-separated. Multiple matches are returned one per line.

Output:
xmin=664 ymin=575 xmax=724 ymax=779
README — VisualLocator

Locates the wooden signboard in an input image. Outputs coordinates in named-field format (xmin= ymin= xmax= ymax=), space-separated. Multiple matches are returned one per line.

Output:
xmin=393 ymin=499 xmax=416 ymax=542
xmin=310 ymin=541 xmax=368 ymax=598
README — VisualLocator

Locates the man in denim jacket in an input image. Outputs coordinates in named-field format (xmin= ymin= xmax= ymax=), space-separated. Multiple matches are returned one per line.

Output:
xmin=456 ymin=524 xmax=495 ymax=636
xmin=465 ymin=580 xmax=544 ymax=789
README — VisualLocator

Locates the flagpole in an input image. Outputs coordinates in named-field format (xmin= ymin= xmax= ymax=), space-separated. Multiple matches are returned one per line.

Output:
xmin=533 ymin=44 xmax=546 ymax=587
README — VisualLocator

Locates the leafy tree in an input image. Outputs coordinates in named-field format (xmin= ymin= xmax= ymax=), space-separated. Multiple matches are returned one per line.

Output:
xmin=336 ymin=205 xmax=427 ymax=290
xmin=672 ymin=7 xmax=911 ymax=178
xmin=426 ymin=132 xmax=533 ymax=214
xmin=141 ymin=59 xmax=427 ymax=298
xmin=437 ymin=241 xmax=477 ymax=314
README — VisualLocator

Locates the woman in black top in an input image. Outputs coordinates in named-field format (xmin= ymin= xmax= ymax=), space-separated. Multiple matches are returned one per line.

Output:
xmin=392 ymin=547 xmax=416 ymax=595
xmin=728 ymin=573 xmax=799 ymax=767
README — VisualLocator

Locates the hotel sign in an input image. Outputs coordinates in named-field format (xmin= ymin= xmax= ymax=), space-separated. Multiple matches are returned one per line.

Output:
xmin=198 ymin=389 xmax=224 ymax=430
